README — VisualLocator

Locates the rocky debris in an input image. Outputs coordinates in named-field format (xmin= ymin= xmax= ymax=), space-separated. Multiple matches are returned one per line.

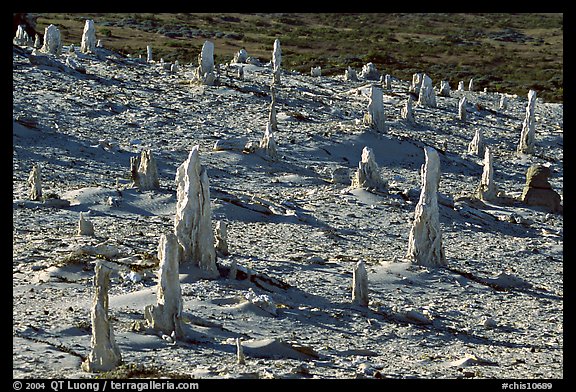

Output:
xmin=401 ymin=95 xmax=415 ymax=124
xmin=130 ymin=149 xmax=160 ymax=191
xmin=359 ymin=62 xmax=380 ymax=80
xmin=28 ymin=164 xmax=42 ymax=201
xmin=11 ymin=32 xmax=564 ymax=379
xmin=467 ymin=128 xmax=485 ymax=157
xmin=476 ymin=147 xmax=498 ymax=201
xmin=352 ymin=260 xmax=369 ymax=306
xmin=174 ymin=146 xmax=218 ymax=277
xmin=521 ymin=165 xmax=562 ymax=213
xmin=82 ymin=262 xmax=122 ymax=372
xmin=65 ymin=57 xmax=86 ymax=74
xmin=351 ymin=146 xmax=387 ymax=192
xmin=406 ymin=147 xmax=446 ymax=266
xmin=240 ymin=338 xmax=318 ymax=360
xmin=144 ymin=233 xmax=185 ymax=338
xmin=78 ymin=212 xmax=95 ymax=236
xmin=41 ymin=24 xmax=62 ymax=56
xmin=345 ymin=66 xmax=358 ymax=81
xmin=272 ymin=39 xmax=281 ymax=85
xmin=417 ymin=74 xmax=436 ymax=108
xmin=81 ymin=20 xmax=96 ymax=54
xmin=330 ymin=167 xmax=351 ymax=185
xmin=439 ymin=80 xmax=451 ymax=97
xmin=517 ymin=90 xmax=537 ymax=155
xmin=458 ymin=97 xmax=467 ymax=122
xmin=363 ymin=85 xmax=387 ymax=132
xmin=214 ymin=220 xmax=230 ymax=256
xmin=244 ymin=288 xmax=277 ymax=316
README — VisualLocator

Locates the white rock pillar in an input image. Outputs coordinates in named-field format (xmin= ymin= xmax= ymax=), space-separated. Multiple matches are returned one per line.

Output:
xmin=130 ymin=149 xmax=160 ymax=191
xmin=439 ymin=80 xmax=451 ymax=97
xmin=78 ymin=212 xmax=95 ymax=236
xmin=476 ymin=147 xmax=498 ymax=201
xmin=351 ymin=146 xmax=387 ymax=192
xmin=233 ymin=48 xmax=248 ymax=63
xmin=146 ymin=45 xmax=153 ymax=63
xmin=259 ymin=123 xmax=278 ymax=160
xmin=194 ymin=41 xmax=216 ymax=85
xmin=199 ymin=40 xmax=215 ymax=75
xmin=269 ymin=84 xmax=278 ymax=132
xmin=81 ymin=20 xmax=96 ymax=54
xmin=144 ymin=233 xmax=185 ymax=338
xmin=406 ymin=147 xmax=446 ymax=267
xmin=41 ymin=24 xmax=62 ymax=55
xmin=363 ymin=85 xmax=387 ymax=132
xmin=409 ymin=73 xmax=423 ymax=94
xmin=401 ymin=95 xmax=416 ymax=124
xmin=467 ymin=128 xmax=485 ymax=157
xmin=457 ymin=81 xmax=465 ymax=91
xmin=311 ymin=66 xmax=321 ymax=77
xmin=236 ymin=338 xmax=246 ymax=364
xmin=360 ymin=62 xmax=379 ymax=80
xmin=174 ymin=146 xmax=218 ymax=277
xmin=14 ymin=25 xmax=31 ymax=46
xmin=345 ymin=66 xmax=358 ymax=81
xmin=384 ymin=74 xmax=392 ymax=90
xmin=82 ymin=262 xmax=122 ymax=372
xmin=214 ymin=220 xmax=230 ymax=257
xmin=28 ymin=164 xmax=42 ymax=201
xmin=352 ymin=261 xmax=369 ymax=306
xmin=517 ymin=90 xmax=537 ymax=155
xmin=499 ymin=94 xmax=508 ymax=110
xmin=468 ymin=78 xmax=474 ymax=92
xmin=34 ymin=34 xmax=42 ymax=49
xmin=458 ymin=96 xmax=467 ymax=122
xmin=272 ymin=39 xmax=281 ymax=85
xmin=417 ymin=74 xmax=437 ymax=108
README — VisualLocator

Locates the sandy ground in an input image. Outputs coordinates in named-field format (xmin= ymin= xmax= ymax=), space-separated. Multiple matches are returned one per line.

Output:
xmin=12 ymin=43 xmax=563 ymax=380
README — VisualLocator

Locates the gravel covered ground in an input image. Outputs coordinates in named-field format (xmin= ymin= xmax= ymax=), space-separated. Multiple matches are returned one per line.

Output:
xmin=12 ymin=43 xmax=563 ymax=380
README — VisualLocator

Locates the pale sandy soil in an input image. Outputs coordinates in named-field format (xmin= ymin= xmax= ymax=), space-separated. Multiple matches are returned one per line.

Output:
xmin=12 ymin=43 xmax=563 ymax=380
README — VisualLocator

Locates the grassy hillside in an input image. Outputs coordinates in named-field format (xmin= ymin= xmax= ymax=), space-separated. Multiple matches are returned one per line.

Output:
xmin=33 ymin=13 xmax=563 ymax=103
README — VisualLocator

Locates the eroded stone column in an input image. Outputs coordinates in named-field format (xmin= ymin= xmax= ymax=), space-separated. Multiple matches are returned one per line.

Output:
xmin=405 ymin=147 xmax=446 ymax=267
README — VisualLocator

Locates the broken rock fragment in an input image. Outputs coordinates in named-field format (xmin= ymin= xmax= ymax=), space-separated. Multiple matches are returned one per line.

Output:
xmin=521 ymin=165 xmax=562 ymax=213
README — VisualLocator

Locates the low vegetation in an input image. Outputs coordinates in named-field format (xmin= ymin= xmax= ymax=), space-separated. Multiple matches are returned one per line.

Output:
xmin=34 ymin=13 xmax=563 ymax=102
